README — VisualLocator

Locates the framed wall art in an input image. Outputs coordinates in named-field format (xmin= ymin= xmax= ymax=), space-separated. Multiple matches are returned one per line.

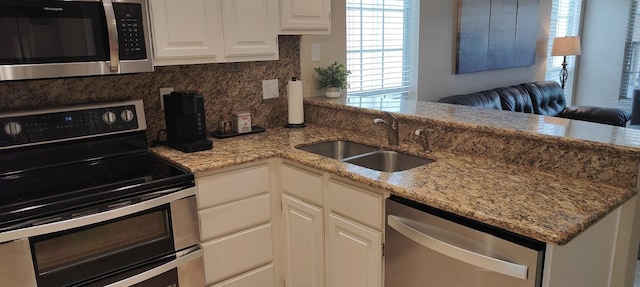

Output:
xmin=456 ymin=0 xmax=539 ymax=74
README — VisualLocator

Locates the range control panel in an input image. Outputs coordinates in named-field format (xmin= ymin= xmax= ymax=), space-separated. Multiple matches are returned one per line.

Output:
xmin=0 ymin=100 xmax=146 ymax=148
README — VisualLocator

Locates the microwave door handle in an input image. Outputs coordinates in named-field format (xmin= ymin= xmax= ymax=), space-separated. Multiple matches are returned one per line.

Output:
xmin=103 ymin=0 xmax=120 ymax=72
xmin=387 ymin=215 xmax=529 ymax=280
xmin=103 ymin=246 xmax=203 ymax=287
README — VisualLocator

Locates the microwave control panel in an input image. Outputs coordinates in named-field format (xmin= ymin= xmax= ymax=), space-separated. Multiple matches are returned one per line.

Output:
xmin=114 ymin=3 xmax=148 ymax=60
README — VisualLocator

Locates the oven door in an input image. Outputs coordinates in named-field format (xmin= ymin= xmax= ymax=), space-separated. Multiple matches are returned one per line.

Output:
xmin=0 ymin=195 xmax=203 ymax=287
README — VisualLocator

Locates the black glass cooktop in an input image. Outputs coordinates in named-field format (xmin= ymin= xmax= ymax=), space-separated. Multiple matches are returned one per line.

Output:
xmin=0 ymin=151 xmax=193 ymax=230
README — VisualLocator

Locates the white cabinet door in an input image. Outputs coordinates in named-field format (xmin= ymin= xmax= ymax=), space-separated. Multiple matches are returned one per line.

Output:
xmin=326 ymin=214 xmax=382 ymax=287
xmin=148 ymin=0 xmax=222 ymax=65
xmin=279 ymin=0 xmax=331 ymax=34
xmin=220 ymin=0 xmax=279 ymax=62
xmin=281 ymin=194 xmax=324 ymax=287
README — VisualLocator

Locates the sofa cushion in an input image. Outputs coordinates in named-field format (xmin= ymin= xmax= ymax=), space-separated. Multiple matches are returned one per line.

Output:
xmin=438 ymin=90 xmax=502 ymax=110
xmin=561 ymin=106 xmax=632 ymax=127
xmin=519 ymin=81 xmax=566 ymax=117
xmin=495 ymin=86 xmax=534 ymax=113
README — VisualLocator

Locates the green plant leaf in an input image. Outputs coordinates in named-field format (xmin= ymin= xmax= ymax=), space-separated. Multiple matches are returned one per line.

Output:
xmin=314 ymin=61 xmax=351 ymax=90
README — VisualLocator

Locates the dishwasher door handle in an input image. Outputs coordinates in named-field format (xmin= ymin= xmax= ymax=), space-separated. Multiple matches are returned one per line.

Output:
xmin=387 ymin=215 xmax=529 ymax=280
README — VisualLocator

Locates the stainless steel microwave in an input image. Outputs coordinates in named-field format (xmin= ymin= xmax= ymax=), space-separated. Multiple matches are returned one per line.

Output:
xmin=0 ymin=0 xmax=154 ymax=81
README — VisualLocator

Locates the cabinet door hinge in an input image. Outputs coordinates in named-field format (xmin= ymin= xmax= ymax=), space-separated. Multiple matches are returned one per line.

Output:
xmin=382 ymin=243 xmax=385 ymax=257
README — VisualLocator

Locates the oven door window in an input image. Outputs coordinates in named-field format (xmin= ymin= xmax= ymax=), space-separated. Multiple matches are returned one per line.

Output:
xmin=0 ymin=0 xmax=109 ymax=65
xmin=31 ymin=205 xmax=176 ymax=287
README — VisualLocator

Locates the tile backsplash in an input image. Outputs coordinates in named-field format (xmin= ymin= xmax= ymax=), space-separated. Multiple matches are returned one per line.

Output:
xmin=0 ymin=36 xmax=301 ymax=145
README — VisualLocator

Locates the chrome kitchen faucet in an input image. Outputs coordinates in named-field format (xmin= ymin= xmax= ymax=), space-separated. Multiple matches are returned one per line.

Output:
xmin=374 ymin=112 xmax=399 ymax=146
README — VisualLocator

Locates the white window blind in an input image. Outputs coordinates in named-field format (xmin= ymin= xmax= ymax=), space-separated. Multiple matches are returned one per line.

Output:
xmin=346 ymin=0 xmax=419 ymax=106
xmin=620 ymin=0 xmax=640 ymax=100
xmin=545 ymin=0 xmax=582 ymax=104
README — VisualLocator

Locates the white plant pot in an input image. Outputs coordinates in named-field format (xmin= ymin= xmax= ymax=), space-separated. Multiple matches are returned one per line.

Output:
xmin=325 ymin=87 xmax=342 ymax=98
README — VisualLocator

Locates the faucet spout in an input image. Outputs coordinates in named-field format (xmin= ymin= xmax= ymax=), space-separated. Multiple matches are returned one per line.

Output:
xmin=374 ymin=112 xmax=399 ymax=145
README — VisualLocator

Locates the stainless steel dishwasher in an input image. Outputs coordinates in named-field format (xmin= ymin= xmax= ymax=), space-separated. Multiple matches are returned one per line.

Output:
xmin=385 ymin=196 xmax=545 ymax=287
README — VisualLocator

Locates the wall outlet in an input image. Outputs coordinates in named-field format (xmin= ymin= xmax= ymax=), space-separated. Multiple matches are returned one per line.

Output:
xmin=262 ymin=79 xmax=279 ymax=100
xmin=159 ymin=87 xmax=174 ymax=110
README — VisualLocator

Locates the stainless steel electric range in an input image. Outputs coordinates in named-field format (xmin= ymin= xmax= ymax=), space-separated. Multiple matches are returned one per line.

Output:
xmin=0 ymin=99 xmax=204 ymax=287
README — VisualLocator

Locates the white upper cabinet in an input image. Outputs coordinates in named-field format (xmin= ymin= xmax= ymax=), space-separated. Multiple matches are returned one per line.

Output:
xmin=149 ymin=0 xmax=222 ymax=65
xmin=279 ymin=0 xmax=331 ymax=34
xmin=220 ymin=0 xmax=279 ymax=62
xmin=149 ymin=0 xmax=278 ymax=65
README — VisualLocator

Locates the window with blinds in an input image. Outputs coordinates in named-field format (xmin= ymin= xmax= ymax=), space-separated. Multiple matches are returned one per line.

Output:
xmin=620 ymin=0 xmax=640 ymax=100
xmin=345 ymin=0 xmax=419 ymax=108
xmin=545 ymin=0 xmax=582 ymax=105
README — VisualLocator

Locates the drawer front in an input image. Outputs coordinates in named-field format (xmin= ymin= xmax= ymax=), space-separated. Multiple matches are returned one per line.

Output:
xmin=281 ymin=164 xmax=322 ymax=205
xmin=199 ymin=193 xmax=271 ymax=241
xmin=197 ymin=165 xmax=270 ymax=208
xmin=202 ymin=223 xmax=273 ymax=285
xmin=327 ymin=180 xmax=383 ymax=230
xmin=209 ymin=264 xmax=274 ymax=287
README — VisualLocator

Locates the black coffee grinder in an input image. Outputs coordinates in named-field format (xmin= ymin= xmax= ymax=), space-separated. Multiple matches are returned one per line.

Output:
xmin=163 ymin=91 xmax=213 ymax=153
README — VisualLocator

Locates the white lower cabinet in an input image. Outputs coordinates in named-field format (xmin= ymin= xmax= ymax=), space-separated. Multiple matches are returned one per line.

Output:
xmin=210 ymin=264 xmax=275 ymax=287
xmin=202 ymin=223 xmax=273 ymax=283
xmin=279 ymin=163 xmax=383 ymax=287
xmin=196 ymin=163 xmax=275 ymax=286
xmin=281 ymin=194 xmax=325 ymax=287
xmin=326 ymin=214 xmax=382 ymax=287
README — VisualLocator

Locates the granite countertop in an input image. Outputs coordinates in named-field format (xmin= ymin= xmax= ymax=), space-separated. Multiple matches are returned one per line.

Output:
xmin=308 ymin=96 xmax=640 ymax=149
xmin=151 ymin=124 xmax=636 ymax=246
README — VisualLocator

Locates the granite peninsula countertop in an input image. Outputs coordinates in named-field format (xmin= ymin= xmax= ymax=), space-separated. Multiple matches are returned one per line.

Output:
xmin=150 ymin=124 xmax=636 ymax=246
xmin=307 ymin=96 xmax=640 ymax=149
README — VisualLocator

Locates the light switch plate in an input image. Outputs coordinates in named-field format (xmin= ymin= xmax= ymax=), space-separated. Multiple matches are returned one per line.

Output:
xmin=311 ymin=43 xmax=320 ymax=62
xmin=159 ymin=87 xmax=174 ymax=110
xmin=262 ymin=79 xmax=279 ymax=100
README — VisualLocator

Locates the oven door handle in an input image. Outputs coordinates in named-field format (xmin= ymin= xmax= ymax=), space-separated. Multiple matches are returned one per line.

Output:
xmin=0 ymin=187 xmax=196 ymax=243
xmin=387 ymin=215 xmax=529 ymax=280
xmin=104 ymin=245 xmax=203 ymax=287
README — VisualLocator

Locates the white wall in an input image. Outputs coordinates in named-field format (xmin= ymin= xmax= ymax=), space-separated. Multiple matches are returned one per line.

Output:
xmin=417 ymin=0 xmax=552 ymax=102
xmin=299 ymin=0 xmax=347 ymax=98
xmin=573 ymin=0 xmax=631 ymax=107
xmin=299 ymin=0 xmax=553 ymax=102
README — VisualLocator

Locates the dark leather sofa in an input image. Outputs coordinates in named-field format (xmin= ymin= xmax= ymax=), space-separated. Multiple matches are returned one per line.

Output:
xmin=438 ymin=81 xmax=631 ymax=127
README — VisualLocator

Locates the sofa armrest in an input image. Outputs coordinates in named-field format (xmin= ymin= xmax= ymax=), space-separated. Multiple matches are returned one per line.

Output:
xmin=438 ymin=91 xmax=503 ymax=110
xmin=560 ymin=106 xmax=632 ymax=127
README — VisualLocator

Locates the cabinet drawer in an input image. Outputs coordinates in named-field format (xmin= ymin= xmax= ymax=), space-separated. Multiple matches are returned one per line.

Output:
xmin=327 ymin=180 xmax=383 ymax=230
xmin=281 ymin=164 xmax=322 ymax=205
xmin=209 ymin=264 xmax=274 ymax=287
xmin=197 ymin=165 xmax=270 ymax=208
xmin=202 ymin=223 xmax=273 ymax=285
xmin=199 ymin=193 xmax=271 ymax=241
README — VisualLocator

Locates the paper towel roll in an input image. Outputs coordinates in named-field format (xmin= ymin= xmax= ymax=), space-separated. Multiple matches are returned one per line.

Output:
xmin=287 ymin=77 xmax=304 ymax=126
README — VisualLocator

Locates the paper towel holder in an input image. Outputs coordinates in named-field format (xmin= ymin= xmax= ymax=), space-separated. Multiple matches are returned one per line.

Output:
xmin=285 ymin=77 xmax=306 ymax=129
xmin=285 ymin=123 xmax=306 ymax=128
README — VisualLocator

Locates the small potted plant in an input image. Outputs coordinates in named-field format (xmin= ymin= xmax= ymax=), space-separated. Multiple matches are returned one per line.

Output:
xmin=314 ymin=61 xmax=351 ymax=98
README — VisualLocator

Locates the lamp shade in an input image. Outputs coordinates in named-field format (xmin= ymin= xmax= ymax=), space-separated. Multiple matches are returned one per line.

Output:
xmin=551 ymin=36 xmax=581 ymax=56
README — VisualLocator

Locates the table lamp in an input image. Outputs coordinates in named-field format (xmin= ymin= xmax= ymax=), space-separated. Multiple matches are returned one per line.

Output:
xmin=551 ymin=36 xmax=581 ymax=90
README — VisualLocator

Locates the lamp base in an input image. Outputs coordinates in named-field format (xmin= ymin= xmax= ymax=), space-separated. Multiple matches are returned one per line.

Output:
xmin=559 ymin=56 xmax=569 ymax=90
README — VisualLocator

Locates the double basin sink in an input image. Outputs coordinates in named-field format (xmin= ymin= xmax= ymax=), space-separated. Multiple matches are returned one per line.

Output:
xmin=297 ymin=140 xmax=433 ymax=172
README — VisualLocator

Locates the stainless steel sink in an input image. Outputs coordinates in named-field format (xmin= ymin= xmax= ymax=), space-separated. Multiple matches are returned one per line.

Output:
xmin=344 ymin=150 xmax=434 ymax=172
xmin=297 ymin=140 xmax=433 ymax=172
xmin=297 ymin=140 xmax=379 ymax=160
